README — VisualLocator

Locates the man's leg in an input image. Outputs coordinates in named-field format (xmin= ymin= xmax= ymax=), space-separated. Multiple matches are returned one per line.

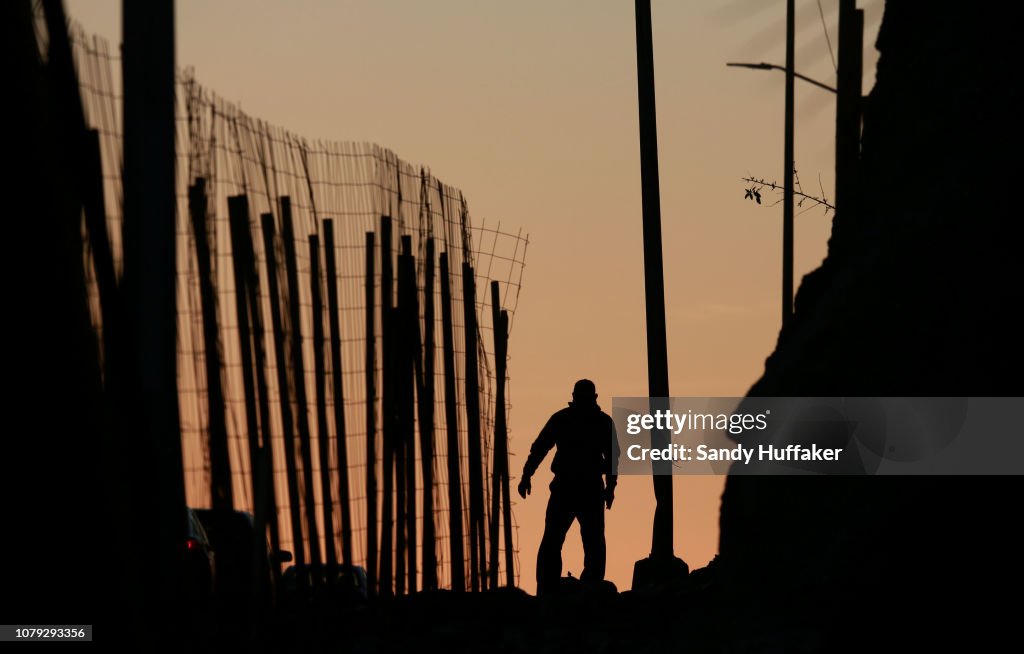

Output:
xmin=537 ymin=490 xmax=574 ymax=594
xmin=578 ymin=492 xmax=606 ymax=583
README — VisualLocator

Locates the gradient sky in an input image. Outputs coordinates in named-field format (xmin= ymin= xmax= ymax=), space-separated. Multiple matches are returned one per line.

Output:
xmin=66 ymin=0 xmax=881 ymax=593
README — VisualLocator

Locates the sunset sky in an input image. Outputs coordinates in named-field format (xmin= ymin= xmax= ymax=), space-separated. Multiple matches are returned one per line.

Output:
xmin=66 ymin=0 xmax=882 ymax=592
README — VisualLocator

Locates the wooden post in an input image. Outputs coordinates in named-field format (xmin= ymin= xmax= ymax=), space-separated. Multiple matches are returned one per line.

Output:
xmin=260 ymin=211 xmax=307 ymax=573
xmin=280 ymin=197 xmax=323 ymax=575
xmin=836 ymin=0 xmax=864 ymax=217
xmin=324 ymin=220 xmax=354 ymax=566
xmin=251 ymin=235 xmax=283 ymax=578
xmin=499 ymin=309 xmax=514 ymax=587
xmin=379 ymin=217 xmax=394 ymax=596
xmin=417 ymin=238 xmax=438 ymax=591
xmin=399 ymin=236 xmax=418 ymax=594
xmin=364 ymin=231 xmax=378 ymax=597
xmin=228 ymin=195 xmax=278 ymax=608
xmin=227 ymin=196 xmax=263 ymax=519
xmin=394 ymin=263 xmax=407 ymax=596
xmin=188 ymin=178 xmax=233 ymax=511
xmin=393 ymin=290 xmax=407 ymax=596
xmin=309 ymin=234 xmax=338 ymax=569
xmin=439 ymin=253 xmax=465 ymax=592
xmin=488 ymin=283 xmax=501 ymax=588
xmin=462 ymin=261 xmax=486 ymax=591
xmin=489 ymin=281 xmax=513 ymax=587
xmin=81 ymin=129 xmax=118 ymax=373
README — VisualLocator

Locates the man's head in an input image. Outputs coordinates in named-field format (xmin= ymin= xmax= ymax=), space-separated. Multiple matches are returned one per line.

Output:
xmin=572 ymin=379 xmax=598 ymax=407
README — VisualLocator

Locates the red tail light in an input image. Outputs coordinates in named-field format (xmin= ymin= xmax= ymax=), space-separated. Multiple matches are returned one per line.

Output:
xmin=186 ymin=537 xmax=201 ymax=551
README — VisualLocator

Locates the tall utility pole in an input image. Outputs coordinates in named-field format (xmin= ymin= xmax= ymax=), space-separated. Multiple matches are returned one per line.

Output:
xmin=122 ymin=0 xmax=185 ymax=626
xmin=835 ymin=0 xmax=863 ymax=217
xmin=634 ymin=0 xmax=674 ymax=563
xmin=782 ymin=0 xmax=795 ymax=327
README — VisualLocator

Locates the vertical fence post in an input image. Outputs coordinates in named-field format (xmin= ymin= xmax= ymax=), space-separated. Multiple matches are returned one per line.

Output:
xmin=439 ymin=253 xmax=465 ymax=591
xmin=309 ymin=233 xmax=338 ymax=570
xmin=280 ymin=197 xmax=323 ymax=578
xmin=488 ymin=282 xmax=501 ymax=589
xmin=418 ymin=238 xmax=438 ymax=591
xmin=228 ymin=195 xmax=279 ymax=611
xmin=189 ymin=178 xmax=233 ymax=512
xmin=462 ymin=261 xmax=486 ymax=591
xmin=324 ymin=220 xmax=354 ymax=567
xmin=278 ymin=196 xmax=321 ymax=581
xmin=260 ymin=211 xmax=307 ymax=577
xmin=500 ymin=308 xmax=514 ymax=587
xmin=399 ymin=235 xmax=418 ymax=593
xmin=364 ymin=231 xmax=378 ymax=597
xmin=489 ymin=281 xmax=513 ymax=587
xmin=81 ymin=129 xmax=118 ymax=373
xmin=379 ymin=217 xmax=394 ymax=596
xmin=227 ymin=196 xmax=263 ymax=520
xmin=394 ymin=267 xmax=407 ymax=597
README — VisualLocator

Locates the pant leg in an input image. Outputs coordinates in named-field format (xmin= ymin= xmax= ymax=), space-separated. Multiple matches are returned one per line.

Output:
xmin=577 ymin=491 xmax=606 ymax=583
xmin=537 ymin=490 xmax=575 ymax=594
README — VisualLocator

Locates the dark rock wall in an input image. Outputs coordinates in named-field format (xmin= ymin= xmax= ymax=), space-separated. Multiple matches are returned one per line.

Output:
xmin=718 ymin=1 xmax=1021 ymax=643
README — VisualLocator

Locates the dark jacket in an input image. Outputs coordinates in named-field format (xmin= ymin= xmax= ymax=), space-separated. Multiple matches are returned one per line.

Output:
xmin=523 ymin=402 xmax=620 ymax=491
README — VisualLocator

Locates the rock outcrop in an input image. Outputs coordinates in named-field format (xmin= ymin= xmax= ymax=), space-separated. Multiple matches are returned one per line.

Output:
xmin=719 ymin=2 xmax=1022 ymax=647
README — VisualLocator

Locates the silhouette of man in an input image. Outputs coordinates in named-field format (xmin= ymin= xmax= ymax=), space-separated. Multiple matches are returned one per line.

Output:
xmin=518 ymin=379 xmax=620 ymax=594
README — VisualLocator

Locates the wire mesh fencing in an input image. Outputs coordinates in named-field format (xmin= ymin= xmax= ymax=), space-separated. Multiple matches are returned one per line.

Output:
xmin=71 ymin=25 xmax=528 ymax=593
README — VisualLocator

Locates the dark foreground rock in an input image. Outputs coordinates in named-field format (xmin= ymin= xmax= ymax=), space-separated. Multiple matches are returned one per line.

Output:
xmin=718 ymin=2 xmax=1022 ymax=650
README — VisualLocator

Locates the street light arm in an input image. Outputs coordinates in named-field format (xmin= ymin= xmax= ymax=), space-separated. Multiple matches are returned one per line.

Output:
xmin=726 ymin=61 xmax=775 ymax=70
xmin=790 ymin=69 xmax=836 ymax=94
xmin=726 ymin=61 xmax=837 ymax=94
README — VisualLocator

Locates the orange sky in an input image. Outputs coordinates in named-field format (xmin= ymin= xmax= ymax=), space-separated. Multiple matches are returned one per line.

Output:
xmin=67 ymin=0 xmax=881 ymax=593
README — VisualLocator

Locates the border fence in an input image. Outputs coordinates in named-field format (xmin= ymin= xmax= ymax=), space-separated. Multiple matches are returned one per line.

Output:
xmin=69 ymin=22 xmax=528 ymax=595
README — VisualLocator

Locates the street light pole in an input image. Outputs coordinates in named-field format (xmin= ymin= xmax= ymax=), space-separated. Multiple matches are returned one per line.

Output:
xmin=633 ymin=0 xmax=674 ymax=562
xmin=730 ymin=2 xmax=864 ymax=326
xmin=783 ymin=0 xmax=795 ymax=328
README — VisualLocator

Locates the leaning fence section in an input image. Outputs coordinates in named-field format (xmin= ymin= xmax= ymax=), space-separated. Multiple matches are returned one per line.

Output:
xmin=71 ymin=26 xmax=528 ymax=593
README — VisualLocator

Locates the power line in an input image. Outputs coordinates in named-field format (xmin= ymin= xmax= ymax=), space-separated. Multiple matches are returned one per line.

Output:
xmin=817 ymin=0 xmax=838 ymax=72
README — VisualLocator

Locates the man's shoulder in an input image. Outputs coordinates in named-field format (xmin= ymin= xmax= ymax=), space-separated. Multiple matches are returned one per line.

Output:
xmin=549 ymin=406 xmax=575 ymax=421
xmin=549 ymin=406 xmax=614 ymax=425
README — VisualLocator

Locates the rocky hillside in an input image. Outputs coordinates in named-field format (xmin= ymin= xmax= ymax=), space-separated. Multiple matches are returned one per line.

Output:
xmin=719 ymin=2 xmax=1021 ymax=647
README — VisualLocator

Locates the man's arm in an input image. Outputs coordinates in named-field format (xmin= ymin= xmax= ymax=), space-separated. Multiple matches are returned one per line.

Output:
xmin=522 ymin=414 xmax=559 ymax=479
xmin=518 ymin=414 xmax=559 ymax=499
xmin=602 ymin=415 xmax=620 ymax=508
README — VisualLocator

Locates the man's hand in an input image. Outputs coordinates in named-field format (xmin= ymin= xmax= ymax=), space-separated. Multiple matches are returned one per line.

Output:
xmin=517 ymin=476 xmax=532 ymax=499
xmin=603 ymin=485 xmax=615 ymax=509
